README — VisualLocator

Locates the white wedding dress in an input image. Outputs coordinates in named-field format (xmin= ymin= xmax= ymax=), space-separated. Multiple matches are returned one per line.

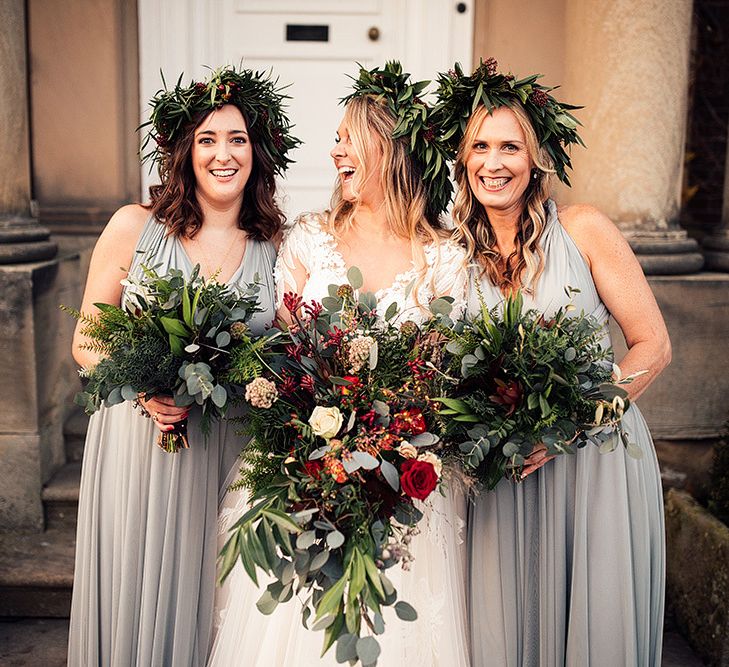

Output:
xmin=208 ymin=212 xmax=472 ymax=667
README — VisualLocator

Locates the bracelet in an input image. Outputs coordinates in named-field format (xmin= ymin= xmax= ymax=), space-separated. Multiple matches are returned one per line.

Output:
xmin=133 ymin=399 xmax=152 ymax=418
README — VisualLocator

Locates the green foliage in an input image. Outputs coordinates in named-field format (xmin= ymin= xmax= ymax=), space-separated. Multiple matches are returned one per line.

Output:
xmin=225 ymin=335 xmax=269 ymax=384
xmin=434 ymin=58 xmax=584 ymax=186
xmin=140 ymin=65 xmax=301 ymax=175
xmin=439 ymin=289 xmax=637 ymax=488
xmin=65 ymin=264 xmax=264 ymax=451
xmin=341 ymin=61 xmax=453 ymax=216
xmin=220 ymin=272 xmax=450 ymax=662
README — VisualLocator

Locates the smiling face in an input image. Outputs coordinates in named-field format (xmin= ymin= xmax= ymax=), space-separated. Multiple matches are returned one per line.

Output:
xmin=464 ymin=106 xmax=533 ymax=218
xmin=329 ymin=110 xmax=385 ymax=207
xmin=191 ymin=104 xmax=253 ymax=207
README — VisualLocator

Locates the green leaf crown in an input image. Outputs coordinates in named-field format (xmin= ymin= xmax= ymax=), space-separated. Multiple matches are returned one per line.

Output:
xmin=140 ymin=65 xmax=301 ymax=175
xmin=434 ymin=59 xmax=584 ymax=186
xmin=341 ymin=61 xmax=453 ymax=217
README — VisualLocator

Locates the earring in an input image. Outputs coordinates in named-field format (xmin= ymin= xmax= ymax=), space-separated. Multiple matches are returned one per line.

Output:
xmin=532 ymin=170 xmax=540 ymax=180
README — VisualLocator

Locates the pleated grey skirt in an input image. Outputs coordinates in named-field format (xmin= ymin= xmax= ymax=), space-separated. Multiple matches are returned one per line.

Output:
xmin=67 ymin=402 xmax=242 ymax=666
xmin=468 ymin=406 xmax=665 ymax=667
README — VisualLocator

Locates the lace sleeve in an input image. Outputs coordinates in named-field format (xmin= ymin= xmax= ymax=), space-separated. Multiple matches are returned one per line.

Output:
xmin=273 ymin=213 xmax=319 ymax=309
xmin=431 ymin=240 xmax=469 ymax=318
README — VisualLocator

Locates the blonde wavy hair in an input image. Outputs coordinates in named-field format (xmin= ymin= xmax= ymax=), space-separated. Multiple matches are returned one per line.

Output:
xmin=327 ymin=96 xmax=448 ymax=302
xmin=452 ymin=103 xmax=554 ymax=294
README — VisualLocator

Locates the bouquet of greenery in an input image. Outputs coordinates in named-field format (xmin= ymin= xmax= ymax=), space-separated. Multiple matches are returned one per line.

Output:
xmin=65 ymin=264 xmax=264 ymax=452
xmin=218 ymin=268 xmax=456 ymax=666
xmin=438 ymin=289 xmax=643 ymax=489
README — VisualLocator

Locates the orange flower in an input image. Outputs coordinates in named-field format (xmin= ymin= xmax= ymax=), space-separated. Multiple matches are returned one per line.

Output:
xmin=323 ymin=455 xmax=348 ymax=483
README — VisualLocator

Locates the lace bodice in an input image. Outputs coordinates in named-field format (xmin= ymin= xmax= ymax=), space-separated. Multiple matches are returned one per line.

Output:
xmin=274 ymin=211 xmax=468 ymax=324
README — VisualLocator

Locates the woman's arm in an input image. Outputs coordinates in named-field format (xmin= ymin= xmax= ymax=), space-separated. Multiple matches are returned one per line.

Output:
xmin=72 ymin=205 xmax=148 ymax=369
xmin=274 ymin=218 xmax=310 ymax=324
xmin=560 ymin=204 xmax=671 ymax=400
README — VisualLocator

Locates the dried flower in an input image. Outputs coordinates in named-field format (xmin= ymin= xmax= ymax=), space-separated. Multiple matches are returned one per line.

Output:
xmin=348 ymin=335 xmax=375 ymax=372
xmin=245 ymin=377 xmax=278 ymax=409
xmin=336 ymin=284 xmax=354 ymax=300
xmin=230 ymin=321 xmax=249 ymax=340
xmin=399 ymin=320 xmax=419 ymax=338
xmin=529 ymin=89 xmax=549 ymax=108
xmin=323 ymin=455 xmax=348 ymax=483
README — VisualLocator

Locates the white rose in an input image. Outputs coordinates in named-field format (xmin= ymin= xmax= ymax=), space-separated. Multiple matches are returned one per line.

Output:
xmin=308 ymin=405 xmax=343 ymax=439
xmin=417 ymin=451 xmax=443 ymax=478
xmin=397 ymin=442 xmax=418 ymax=459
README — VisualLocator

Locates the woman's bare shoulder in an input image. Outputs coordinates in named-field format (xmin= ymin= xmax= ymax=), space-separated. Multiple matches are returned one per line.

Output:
xmin=91 ymin=204 xmax=151 ymax=266
xmin=557 ymin=203 xmax=627 ymax=261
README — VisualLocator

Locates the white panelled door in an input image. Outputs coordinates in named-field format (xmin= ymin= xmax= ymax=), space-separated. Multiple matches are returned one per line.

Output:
xmin=138 ymin=0 xmax=473 ymax=218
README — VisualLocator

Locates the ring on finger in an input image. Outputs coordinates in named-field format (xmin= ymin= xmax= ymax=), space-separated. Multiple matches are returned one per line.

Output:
xmin=154 ymin=412 xmax=160 ymax=421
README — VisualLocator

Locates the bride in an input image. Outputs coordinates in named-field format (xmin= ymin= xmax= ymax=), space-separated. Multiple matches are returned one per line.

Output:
xmin=208 ymin=63 xmax=472 ymax=666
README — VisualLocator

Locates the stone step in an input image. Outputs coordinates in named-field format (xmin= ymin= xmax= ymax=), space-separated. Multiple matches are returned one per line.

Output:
xmin=64 ymin=409 xmax=89 ymax=463
xmin=0 ymin=528 xmax=75 ymax=618
xmin=42 ymin=462 xmax=80 ymax=529
xmin=0 ymin=618 xmax=68 ymax=666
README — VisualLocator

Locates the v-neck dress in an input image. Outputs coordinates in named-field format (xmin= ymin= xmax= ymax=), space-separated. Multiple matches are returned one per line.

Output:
xmin=68 ymin=215 xmax=276 ymax=667
xmin=467 ymin=200 xmax=665 ymax=667
xmin=207 ymin=211 xmax=472 ymax=667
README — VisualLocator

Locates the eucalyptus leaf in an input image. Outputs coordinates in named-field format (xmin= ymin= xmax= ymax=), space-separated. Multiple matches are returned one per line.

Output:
xmin=351 ymin=451 xmax=379 ymax=469
xmin=121 ymin=385 xmax=138 ymax=402
xmin=256 ymin=590 xmax=279 ymax=615
xmin=107 ymin=386 xmax=124 ymax=405
xmin=394 ymin=600 xmax=418 ymax=621
xmin=380 ymin=459 xmax=400 ymax=491
xmin=310 ymin=549 xmax=330 ymax=571
xmin=296 ymin=530 xmax=316 ymax=550
xmin=347 ymin=266 xmax=364 ymax=290
xmin=311 ymin=614 xmax=337 ymax=631
xmin=211 ymin=384 xmax=227 ymax=408
xmin=356 ymin=637 xmax=381 ymax=665
xmin=335 ymin=633 xmax=359 ymax=663
xmin=384 ymin=301 xmax=398 ymax=321
xmin=327 ymin=530 xmax=345 ymax=549
xmin=429 ymin=297 xmax=453 ymax=316
xmin=408 ymin=432 xmax=439 ymax=448
xmin=216 ymin=331 xmax=231 ymax=347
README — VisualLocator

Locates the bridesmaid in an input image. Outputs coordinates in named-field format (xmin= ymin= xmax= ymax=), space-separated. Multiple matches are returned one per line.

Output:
xmin=437 ymin=61 xmax=670 ymax=666
xmin=68 ymin=67 xmax=297 ymax=666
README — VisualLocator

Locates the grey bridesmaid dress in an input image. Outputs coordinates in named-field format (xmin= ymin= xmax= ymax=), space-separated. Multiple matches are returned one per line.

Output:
xmin=467 ymin=200 xmax=665 ymax=667
xmin=68 ymin=216 xmax=276 ymax=666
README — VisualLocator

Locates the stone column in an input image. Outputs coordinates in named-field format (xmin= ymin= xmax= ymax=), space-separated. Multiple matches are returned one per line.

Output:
xmin=702 ymin=122 xmax=729 ymax=271
xmin=0 ymin=0 xmax=79 ymax=532
xmin=0 ymin=0 xmax=56 ymax=264
xmin=561 ymin=0 xmax=703 ymax=274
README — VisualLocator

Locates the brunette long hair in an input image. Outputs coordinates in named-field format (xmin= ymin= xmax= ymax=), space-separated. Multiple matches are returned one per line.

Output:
xmin=452 ymin=103 xmax=554 ymax=293
xmin=146 ymin=105 xmax=285 ymax=240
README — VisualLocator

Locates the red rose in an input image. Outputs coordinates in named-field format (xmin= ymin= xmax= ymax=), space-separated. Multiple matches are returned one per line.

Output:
xmin=303 ymin=460 xmax=323 ymax=480
xmin=400 ymin=459 xmax=438 ymax=500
